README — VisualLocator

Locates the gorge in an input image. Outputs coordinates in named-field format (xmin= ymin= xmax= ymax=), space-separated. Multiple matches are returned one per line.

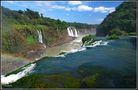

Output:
xmin=1 ymin=6 xmax=97 ymax=59
xmin=1 ymin=1 xmax=137 ymax=88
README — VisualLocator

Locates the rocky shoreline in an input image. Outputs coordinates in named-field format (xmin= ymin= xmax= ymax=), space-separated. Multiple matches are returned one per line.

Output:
xmin=1 ymin=36 xmax=75 ymax=75
xmin=1 ymin=54 xmax=29 ymax=75
xmin=1 ymin=33 xmax=91 ymax=75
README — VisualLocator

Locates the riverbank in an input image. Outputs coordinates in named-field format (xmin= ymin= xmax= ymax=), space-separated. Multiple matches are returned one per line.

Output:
xmin=1 ymin=33 xmax=93 ymax=75
xmin=3 ymin=36 xmax=136 ymax=88
xmin=1 ymin=42 xmax=71 ymax=75
xmin=42 ymin=34 xmax=87 ymax=57
xmin=1 ymin=35 xmax=77 ymax=75
xmin=1 ymin=54 xmax=30 ymax=75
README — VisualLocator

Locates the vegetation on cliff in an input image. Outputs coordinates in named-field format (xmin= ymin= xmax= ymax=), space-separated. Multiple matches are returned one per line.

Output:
xmin=82 ymin=35 xmax=96 ymax=46
xmin=96 ymin=2 xmax=136 ymax=36
xmin=1 ymin=6 xmax=96 ymax=57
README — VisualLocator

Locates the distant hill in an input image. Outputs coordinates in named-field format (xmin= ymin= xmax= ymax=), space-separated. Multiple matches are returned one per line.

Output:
xmin=96 ymin=2 xmax=136 ymax=36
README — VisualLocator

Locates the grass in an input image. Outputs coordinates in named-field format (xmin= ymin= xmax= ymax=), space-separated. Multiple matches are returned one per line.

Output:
xmin=107 ymin=34 xmax=119 ymax=40
xmin=26 ymin=35 xmax=36 ymax=44
xmin=10 ymin=73 xmax=81 ymax=88
xmin=128 ymin=32 xmax=136 ymax=36
xmin=82 ymin=73 xmax=100 ymax=87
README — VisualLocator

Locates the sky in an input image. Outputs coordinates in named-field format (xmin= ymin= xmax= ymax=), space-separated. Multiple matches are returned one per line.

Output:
xmin=1 ymin=1 xmax=123 ymax=24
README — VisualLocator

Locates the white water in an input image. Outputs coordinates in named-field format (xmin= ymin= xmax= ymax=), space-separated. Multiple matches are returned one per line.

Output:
xmin=37 ymin=30 xmax=47 ymax=48
xmin=55 ymin=47 xmax=86 ymax=58
xmin=67 ymin=28 xmax=72 ymax=36
xmin=67 ymin=40 xmax=108 ymax=53
xmin=70 ymin=29 xmax=74 ymax=37
xmin=69 ymin=47 xmax=86 ymax=53
xmin=56 ymin=40 xmax=109 ymax=57
xmin=67 ymin=27 xmax=78 ymax=37
xmin=74 ymin=28 xmax=78 ymax=37
xmin=86 ymin=40 xmax=109 ymax=48
xmin=37 ymin=30 xmax=43 ymax=43
xmin=54 ymin=40 xmax=108 ymax=57
xmin=1 ymin=64 xmax=36 ymax=85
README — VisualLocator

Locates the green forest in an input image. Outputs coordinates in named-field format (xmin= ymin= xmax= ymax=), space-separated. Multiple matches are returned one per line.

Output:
xmin=1 ymin=6 xmax=96 ymax=57
xmin=96 ymin=2 xmax=136 ymax=37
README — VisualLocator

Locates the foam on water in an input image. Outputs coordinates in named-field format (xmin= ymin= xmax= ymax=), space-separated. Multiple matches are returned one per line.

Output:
xmin=54 ymin=54 xmax=66 ymax=58
xmin=1 ymin=64 xmax=36 ymax=85
xmin=54 ymin=47 xmax=86 ymax=58
xmin=69 ymin=47 xmax=86 ymax=53
xmin=54 ymin=40 xmax=109 ymax=57
xmin=86 ymin=40 xmax=109 ymax=48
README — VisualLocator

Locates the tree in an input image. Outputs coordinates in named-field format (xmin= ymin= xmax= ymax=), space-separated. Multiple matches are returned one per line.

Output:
xmin=25 ymin=8 xmax=40 ymax=19
xmin=96 ymin=2 xmax=136 ymax=36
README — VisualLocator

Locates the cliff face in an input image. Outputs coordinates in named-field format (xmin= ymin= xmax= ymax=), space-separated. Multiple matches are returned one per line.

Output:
xmin=96 ymin=2 xmax=136 ymax=36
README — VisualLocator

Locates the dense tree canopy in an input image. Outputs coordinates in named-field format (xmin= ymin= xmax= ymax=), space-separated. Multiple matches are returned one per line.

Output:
xmin=96 ymin=2 xmax=136 ymax=36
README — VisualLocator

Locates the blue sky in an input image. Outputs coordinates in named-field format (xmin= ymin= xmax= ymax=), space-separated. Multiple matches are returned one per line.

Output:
xmin=2 ymin=1 xmax=123 ymax=24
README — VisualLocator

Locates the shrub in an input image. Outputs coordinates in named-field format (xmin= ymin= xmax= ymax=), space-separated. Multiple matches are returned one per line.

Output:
xmin=109 ymin=28 xmax=127 ymax=36
xmin=128 ymin=32 xmax=136 ymax=36
xmin=82 ymin=73 xmax=100 ymax=87
xmin=107 ymin=34 xmax=119 ymax=40
xmin=26 ymin=35 xmax=36 ymax=45
xmin=82 ymin=35 xmax=95 ymax=44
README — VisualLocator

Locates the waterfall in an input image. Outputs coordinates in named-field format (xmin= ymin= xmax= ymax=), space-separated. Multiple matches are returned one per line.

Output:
xmin=67 ymin=27 xmax=72 ymax=36
xmin=37 ymin=30 xmax=43 ymax=43
xmin=70 ymin=29 xmax=74 ymax=37
xmin=67 ymin=27 xmax=78 ymax=37
xmin=37 ymin=30 xmax=46 ymax=48
xmin=74 ymin=28 xmax=78 ymax=37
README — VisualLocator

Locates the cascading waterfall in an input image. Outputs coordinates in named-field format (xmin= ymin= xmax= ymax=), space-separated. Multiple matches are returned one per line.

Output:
xmin=37 ymin=30 xmax=43 ymax=43
xmin=67 ymin=27 xmax=78 ymax=37
xmin=70 ymin=29 xmax=74 ymax=37
xmin=74 ymin=28 xmax=78 ymax=37
xmin=67 ymin=28 xmax=72 ymax=36
xmin=37 ymin=30 xmax=46 ymax=48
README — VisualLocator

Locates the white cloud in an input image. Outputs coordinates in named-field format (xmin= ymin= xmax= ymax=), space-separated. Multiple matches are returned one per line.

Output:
xmin=74 ymin=5 xmax=93 ymax=11
xmin=5 ymin=1 xmax=15 ymax=4
xmin=68 ymin=1 xmax=82 ymax=5
xmin=51 ymin=5 xmax=72 ymax=11
xmin=65 ymin=8 xmax=71 ymax=11
xmin=8 ymin=1 xmax=115 ymax=14
xmin=51 ymin=5 xmax=66 ymax=9
xmin=94 ymin=6 xmax=115 ymax=13
xmin=35 ymin=1 xmax=53 ymax=7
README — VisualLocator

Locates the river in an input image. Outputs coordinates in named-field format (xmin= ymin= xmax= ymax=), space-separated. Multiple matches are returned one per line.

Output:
xmin=1 ymin=36 xmax=136 ymax=88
